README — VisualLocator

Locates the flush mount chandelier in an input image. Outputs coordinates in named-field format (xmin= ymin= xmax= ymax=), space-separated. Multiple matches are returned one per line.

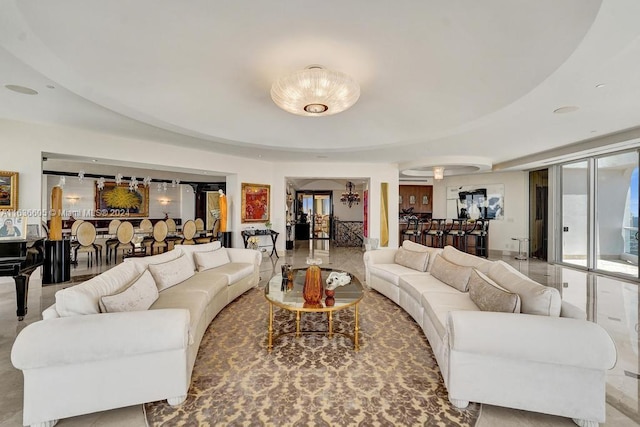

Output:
xmin=341 ymin=181 xmax=361 ymax=208
xmin=433 ymin=167 xmax=445 ymax=180
xmin=270 ymin=65 xmax=360 ymax=117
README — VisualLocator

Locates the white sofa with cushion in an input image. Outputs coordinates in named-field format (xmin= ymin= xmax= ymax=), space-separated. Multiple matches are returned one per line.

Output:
xmin=11 ymin=241 xmax=261 ymax=427
xmin=364 ymin=241 xmax=617 ymax=427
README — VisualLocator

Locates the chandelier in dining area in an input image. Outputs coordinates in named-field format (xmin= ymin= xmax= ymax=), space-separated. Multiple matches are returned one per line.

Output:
xmin=340 ymin=181 xmax=361 ymax=208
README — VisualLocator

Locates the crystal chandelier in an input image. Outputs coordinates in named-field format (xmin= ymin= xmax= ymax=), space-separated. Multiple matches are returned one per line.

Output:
xmin=271 ymin=65 xmax=360 ymax=116
xmin=341 ymin=181 xmax=361 ymax=208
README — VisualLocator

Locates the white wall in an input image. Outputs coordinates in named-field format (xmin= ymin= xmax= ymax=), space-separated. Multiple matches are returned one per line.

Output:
xmin=43 ymin=175 xmax=184 ymax=220
xmin=432 ymin=171 xmax=528 ymax=253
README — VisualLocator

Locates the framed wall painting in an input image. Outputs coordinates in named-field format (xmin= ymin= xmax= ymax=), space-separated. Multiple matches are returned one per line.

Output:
xmin=0 ymin=215 xmax=27 ymax=240
xmin=241 ymin=183 xmax=270 ymax=223
xmin=95 ymin=182 xmax=150 ymax=217
xmin=0 ymin=171 xmax=19 ymax=211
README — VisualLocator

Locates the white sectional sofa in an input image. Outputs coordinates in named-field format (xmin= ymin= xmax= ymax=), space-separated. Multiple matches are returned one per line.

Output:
xmin=11 ymin=241 xmax=261 ymax=427
xmin=364 ymin=241 xmax=617 ymax=427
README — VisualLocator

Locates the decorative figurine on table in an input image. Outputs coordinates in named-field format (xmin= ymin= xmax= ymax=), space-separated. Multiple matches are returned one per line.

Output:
xmin=324 ymin=272 xmax=351 ymax=306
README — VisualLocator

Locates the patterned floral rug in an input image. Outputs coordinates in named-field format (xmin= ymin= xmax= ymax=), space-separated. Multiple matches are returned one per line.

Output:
xmin=144 ymin=287 xmax=481 ymax=426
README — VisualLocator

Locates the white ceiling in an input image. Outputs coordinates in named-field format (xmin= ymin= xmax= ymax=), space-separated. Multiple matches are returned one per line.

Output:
xmin=2 ymin=0 xmax=640 ymax=176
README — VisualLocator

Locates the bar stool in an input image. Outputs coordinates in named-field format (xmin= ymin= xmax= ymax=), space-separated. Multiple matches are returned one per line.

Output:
xmin=424 ymin=218 xmax=446 ymax=248
xmin=447 ymin=218 xmax=468 ymax=252
xmin=466 ymin=219 xmax=489 ymax=258
xmin=401 ymin=215 xmax=422 ymax=243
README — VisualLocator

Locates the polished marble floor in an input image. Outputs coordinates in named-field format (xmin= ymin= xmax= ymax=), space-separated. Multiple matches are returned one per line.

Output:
xmin=0 ymin=241 xmax=638 ymax=426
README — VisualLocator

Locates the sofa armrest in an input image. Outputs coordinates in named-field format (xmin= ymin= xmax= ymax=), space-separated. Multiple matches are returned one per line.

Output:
xmin=363 ymin=248 xmax=398 ymax=266
xmin=447 ymin=311 xmax=617 ymax=370
xmin=226 ymin=248 xmax=262 ymax=266
xmin=363 ymin=248 xmax=398 ymax=284
xmin=11 ymin=309 xmax=190 ymax=370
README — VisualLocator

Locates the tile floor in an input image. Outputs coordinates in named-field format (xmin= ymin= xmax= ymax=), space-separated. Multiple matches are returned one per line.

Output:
xmin=0 ymin=241 xmax=638 ymax=426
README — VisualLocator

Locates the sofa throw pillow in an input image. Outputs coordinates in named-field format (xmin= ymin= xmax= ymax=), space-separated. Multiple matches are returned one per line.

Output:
xmin=394 ymin=246 xmax=429 ymax=272
xmin=195 ymin=248 xmax=231 ymax=272
xmin=148 ymin=254 xmax=195 ymax=291
xmin=174 ymin=241 xmax=223 ymax=271
xmin=99 ymin=270 xmax=159 ymax=313
xmin=401 ymin=240 xmax=443 ymax=271
xmin=429 ymin=254 xmax=473 ymax=292
xmin=55 ymin=261 xmax=141 ymax=317
xmin=468 ymin=269 xmax=521 ymax=313
xmin=123 ymin=248 xmax=182 ymax=272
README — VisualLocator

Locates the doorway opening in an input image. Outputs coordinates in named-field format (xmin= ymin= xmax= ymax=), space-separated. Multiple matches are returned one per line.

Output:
xmin=529 ymin=169 xmax=548 ymax=260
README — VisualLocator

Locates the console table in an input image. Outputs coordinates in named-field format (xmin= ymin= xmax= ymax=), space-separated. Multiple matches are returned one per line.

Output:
xmin=241 ymin=229 xmax=279 ymax=258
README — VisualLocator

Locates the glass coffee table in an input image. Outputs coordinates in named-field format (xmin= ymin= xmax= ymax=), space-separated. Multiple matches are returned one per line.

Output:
xmin=264 ymin=267 xmax=364 ymax=351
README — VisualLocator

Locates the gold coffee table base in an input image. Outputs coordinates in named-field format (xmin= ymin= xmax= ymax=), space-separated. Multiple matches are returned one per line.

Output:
xmin=267 ymin=302 xmax=360 ymax=352
xmin=264 ymin=268 xmax=364 ymax=352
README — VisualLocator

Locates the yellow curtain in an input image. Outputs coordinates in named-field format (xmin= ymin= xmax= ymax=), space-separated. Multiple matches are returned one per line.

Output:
xmin=380 ymin=182 xmax=389 ymax=247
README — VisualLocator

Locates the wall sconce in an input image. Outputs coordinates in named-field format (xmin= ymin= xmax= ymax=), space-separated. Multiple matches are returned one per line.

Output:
xmin=159 ymin=198 xmax=171 ymax=206
xmin=65 ymin=195 xmax=80 ymax=204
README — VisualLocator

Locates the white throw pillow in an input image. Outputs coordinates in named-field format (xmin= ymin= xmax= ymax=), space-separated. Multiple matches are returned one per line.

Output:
xmin=148 ymin=254 xmax=195 ymax=291
xmin=394 ymin=246 xmax=429 ymax=272
xmin=194 ymin=248 xmax=231 ymax=272
xmin=99 ymin=270 xmax=159 ymax=313
xmin=55 ymin=262 xmax=141 ymax=317
xmin=400 ymin=240 xmax=443 ymax=271
xmin=174 ymin=241 xmax=223 ymax=271
xmin=429 ymin=254 xmax=473 ymax=292
xmin=468 ymin=269 xmax=521 ymax=313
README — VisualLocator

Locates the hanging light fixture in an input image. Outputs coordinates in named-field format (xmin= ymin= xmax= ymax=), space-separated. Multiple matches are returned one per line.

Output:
xmin=433 ymin=167 xmax=445 ymax=180
xmin=341 ymin=181 xmax=361 ymax=208
xmin=271 ymin=65 xmax=360 ymax=117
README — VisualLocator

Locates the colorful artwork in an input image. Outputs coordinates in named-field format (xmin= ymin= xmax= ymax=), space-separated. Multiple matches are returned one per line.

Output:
xmin=95 ymin=182 xmax=149 ymax=217
xmin=241 ymin=183 xmax=270 ymax=223
xmin=0 ymin=171 xmax=19 ymax=211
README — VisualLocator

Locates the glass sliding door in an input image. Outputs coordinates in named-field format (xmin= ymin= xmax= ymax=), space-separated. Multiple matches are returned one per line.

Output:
xmin=595 ymin=151 xmax=639 ymax=277
xmin=561 ymin=160 xmax=590 ymax=268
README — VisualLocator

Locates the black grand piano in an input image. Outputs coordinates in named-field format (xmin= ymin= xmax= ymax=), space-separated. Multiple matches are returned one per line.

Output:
xmin=0 ymin=238 xmax=45 ymax=320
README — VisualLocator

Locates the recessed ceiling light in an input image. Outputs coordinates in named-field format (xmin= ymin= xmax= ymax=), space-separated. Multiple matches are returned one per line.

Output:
xmin=553 ymin=106 xmax=579 ymax=114
xmin=595 ymin=83 xmax=606 ymax=88
xmin=46 ymin=84 xmax=55 ymax=89
xmin=5 ymin=84 xmax=38 ymax=95
xmin=91 ymin=159 xmax=98 ymax=162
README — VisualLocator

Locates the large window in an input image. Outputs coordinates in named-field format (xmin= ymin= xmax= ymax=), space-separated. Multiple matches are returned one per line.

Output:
xmin=559 ymin=150 xmax=639 ymax=279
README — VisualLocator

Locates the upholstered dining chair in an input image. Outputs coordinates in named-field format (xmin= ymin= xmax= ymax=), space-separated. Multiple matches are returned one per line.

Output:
xmin=195 ymin=218 xmax=219 ymax=244
xmin=146 ymin=220 xmax=168 ymax=254
xmin=112 ymin=221 xmax=135 ymax=263
xmin=181 ymin=220 xmax=197 ymax=245
xmin=194 ymin=218 xmax=205 ymax=235
xmin=104 ymin=219 xmax=121 ymax=264
xmin=164 ymin=218 xmax=180 ymax=251
xmin=69 ymin=219 xmax=85 ymax=265
xmin=139 ymin=218 xmax=154 ymax=247
xmin=73 ymin=222 xmax=102 ymax=268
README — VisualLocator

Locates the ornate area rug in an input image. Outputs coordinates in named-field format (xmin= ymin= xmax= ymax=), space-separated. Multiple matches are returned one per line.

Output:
xmin=144 ymin=287 xmax=481 ymax=426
